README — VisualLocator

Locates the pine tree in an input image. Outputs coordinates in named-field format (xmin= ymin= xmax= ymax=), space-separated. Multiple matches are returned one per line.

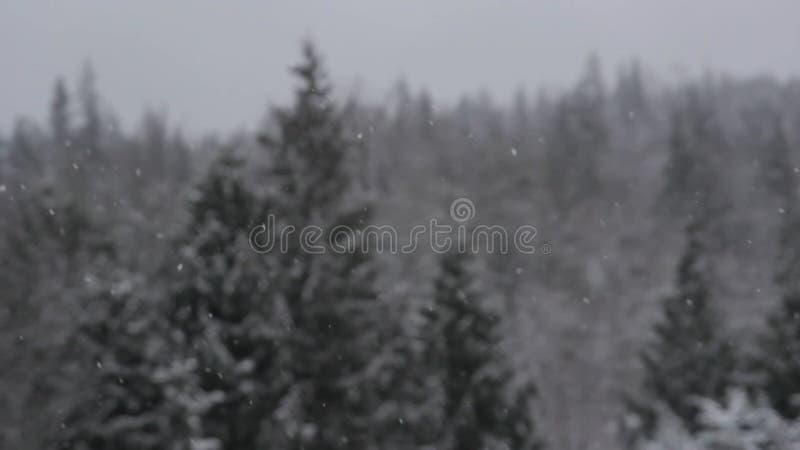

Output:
xmin=50 ymin=78 xmax=71 ymax=147
xmin=0 ymin=181 xmax=119 ymax=450
xmin=420 ymin=249 xmax=543 ymax=450
xmin=756 ymin=136 xmax=800 ymax=419
xmin=660 ymin=87 xmax=728 ymax=220
xmin=169 ymin=130 xmax=192 ymax=184
xmin=77 ymin=62 xmax=102 ymax=153
xmin=59 ymin=274 xmax=178 ymax=450
xmin=163 ymin=150 xmax=283 ymax=449
xmin=140 ymin=110 xmax=167 ymax=179
xmin=59 ymin=151 xmax=277 ymax=450
xmin=756 ymin=112 xmax=794 ymax=209
xmin=615 ymin=60 xmax=649 ymax=124
xmin=257 ymin=42 xmax=386 ymax=449
xmin=633 ymin=218 xmax=737 ymax=435
xmin=544 ymin=56 xmax=607 ymax=212
xmin=8 ymin=119 xmax=44 ymax=178
xmin=64 ymin=62 xmax=104 ymax=195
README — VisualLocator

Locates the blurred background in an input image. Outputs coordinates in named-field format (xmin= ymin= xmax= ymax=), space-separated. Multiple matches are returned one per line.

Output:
xmin=2 ymin=2 xmax=800 ymax=449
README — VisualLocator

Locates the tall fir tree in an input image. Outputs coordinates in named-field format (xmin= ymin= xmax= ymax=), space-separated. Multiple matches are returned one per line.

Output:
xmin=756 ymin=126 xmax=800 ymax=419
xmin=615 ymin=60 xmax=649 ymax=123
xmin=630 ymin=218 xmax=737 ymax=437
xmin=257 ymin=42 xmax=387 ymax=449
xmin=60 ymin=151 xmax=278 ymax=450
xmin=544 ymin=55 xmax=607 ymax=212
xmin=140 ymin=110 xmax=167 ymax=180
xmin=77 ymin=62 xmax=102 ymax=153
xmin=756 ymin=112 xmax=795 ymax=209
xmin=0 ymin=181 xmax=118 ymax=450
xmin=163 ymin=150 xmax=283 ymax=449
xmin=420 ymin=249 xmax=543 ymax=450
xmin=8 ymin=119 xmax=44 ymax=178
xmin=169 ymin=130 xmax=192 ymax=184
xmin=758 ymin=209 xmax=800 ymax=419
xmin=50 ymin=78 xmax=71 ymax=147
xmin=59 ymin=272 xmax=177 ymax=450
xmin=660 ymin=87 xmax=728 ymax=221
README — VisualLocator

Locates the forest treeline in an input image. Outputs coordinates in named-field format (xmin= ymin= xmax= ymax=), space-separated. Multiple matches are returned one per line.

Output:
xmin=2 ymin=43 xmax=800 ymax=449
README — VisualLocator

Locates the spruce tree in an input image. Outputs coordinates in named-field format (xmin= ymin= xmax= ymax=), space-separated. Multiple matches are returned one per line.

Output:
xmin=163 ymin=150 xmax=282 ymax=449
xmin=759 ymin=293 xmax=800 ymax=421
xmin=140 ymin=110 xmax=169 ymax=180
xmin=544 ymin=56 xmax=607 ymax=212
xmin=421 ymin=249 xmax=543 ymax=450
xmin=756 ymin=132 xmax=800 ymax=419
xmin=257 ymin=42 xmax=386 ymax=449
xmin=59 ymin=275 xmax=177 ymax=450
xmin=49 ymin=78 xmax=71 ymax=147
xmin=635 ymin=218 xmax=736 ymax=434
xmin=77 ymin=62 xmax=102 ymax=153
xmin=61 ymin=151 xmax=278 ymax=450
xmin=0 ymin=183 xmax=122 ymax=450
xmin=659 ymin=86 xmax=731 ymax=228
xmin=8 ymin=119 xmax=44 ymax=178
xmin=756 ymin=113 xmax=794 ymax=210
xmin=615 ymin=60 xmax=649 ymax=123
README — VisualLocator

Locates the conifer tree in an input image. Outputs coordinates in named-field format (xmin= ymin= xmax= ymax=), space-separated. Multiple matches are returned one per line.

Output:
xmin=8 ymin=119 xmax=44 ymax=178
xmin=140 ymin=110 xmax=167 ymax=179
xmin=615 ymin=60 xmax=649 ymax=123
xmin=758 ymin=249 xmax=800 ymax=420
xmin=634 ymin=218 xmax=736 ymax=434
xmin=756 ymin=130 xmax=800 ymax=419
xmin=660 ymin=87 xmax=728 ymax=220
xmin=163 ymin=150 xmax=283 ymax=449
xmin=50 ymin=78 xmax=71 ymax=147
xmin=59 ymin=275 xmax=177 ymax=450
xmin=60 ymin=151 xmax=277 ymax=450
xmin=421 ymin=249 xmax=543 ymax=450
xmin=544 ymin=56 xmax=607 ymax=211
xmin=77 ymin=62 xmax=102 ymax=153
xmin=169 ymin=130 xmax=192 ymax=184
xmin=757 ymin=114 xmax=795 ymax=209
xmin=257 ymin=42 xmax=386 ymax=449
xmin=0 ymin=182 xmax=119 ymax=450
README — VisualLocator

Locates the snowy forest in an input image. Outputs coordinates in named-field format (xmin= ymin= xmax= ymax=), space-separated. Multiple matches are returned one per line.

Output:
xmin=3 ymin=38 xmax=800 ymax=450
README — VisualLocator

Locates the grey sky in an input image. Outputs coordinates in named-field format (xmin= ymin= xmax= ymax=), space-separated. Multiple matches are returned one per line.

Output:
xmin=2 ymin=0 xmax=799 ymax=135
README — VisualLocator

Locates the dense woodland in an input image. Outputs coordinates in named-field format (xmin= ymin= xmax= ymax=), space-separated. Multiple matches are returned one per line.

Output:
xmin=2 ymin=43 xmax=800 ymax=449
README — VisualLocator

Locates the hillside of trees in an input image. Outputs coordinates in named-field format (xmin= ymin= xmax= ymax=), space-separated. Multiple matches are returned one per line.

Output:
xmin=2 ymin=43 xmax=800 ymax=449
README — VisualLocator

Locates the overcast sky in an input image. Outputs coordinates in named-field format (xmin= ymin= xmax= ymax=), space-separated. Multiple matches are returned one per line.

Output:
xmin=2 ymin=0 xmax=800 ymax=135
